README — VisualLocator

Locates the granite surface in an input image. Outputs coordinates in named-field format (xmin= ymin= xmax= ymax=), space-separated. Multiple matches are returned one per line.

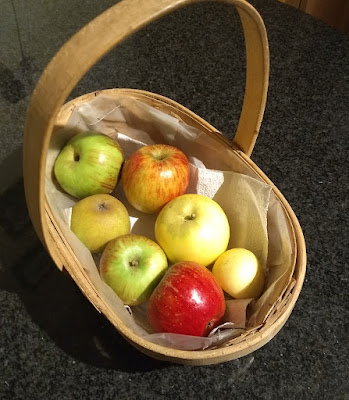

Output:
xmin=0 ymin=0 xmax=348 ymax=399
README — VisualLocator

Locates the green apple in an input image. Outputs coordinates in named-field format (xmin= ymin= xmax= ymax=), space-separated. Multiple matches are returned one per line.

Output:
xmin=54 ymin=131 xmax=124 ymax=198
xmin=70 ymin=194 xmax=131 ymax=253
xmin=99 ymin=234 xmax=168 ymax=306
xmin=155 ymin=194 xmax=230 ymax=267
xmin=212 ymin=248 xmax=265 ymax=299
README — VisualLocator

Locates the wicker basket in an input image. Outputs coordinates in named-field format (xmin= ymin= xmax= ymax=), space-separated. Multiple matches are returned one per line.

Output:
xmin=23 ymin=0 xmax=306 ymax=365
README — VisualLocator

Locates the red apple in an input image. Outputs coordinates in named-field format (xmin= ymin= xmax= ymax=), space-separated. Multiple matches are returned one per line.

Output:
xmin=121 ymin=144 xmax=190 ymax=214
xmin=147 ymin=261 xmax=226 ymax=337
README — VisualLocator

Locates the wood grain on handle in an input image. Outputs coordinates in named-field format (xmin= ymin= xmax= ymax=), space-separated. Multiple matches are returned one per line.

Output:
xmin=23 ymin=0 xmax=269 ymax=244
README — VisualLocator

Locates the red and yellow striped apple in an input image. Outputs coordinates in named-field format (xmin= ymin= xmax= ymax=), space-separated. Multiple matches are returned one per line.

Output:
xmin=147 ymin=261 xmax=226 ymax=336
xmin=121 ymin=144 xmax=190 ymax=214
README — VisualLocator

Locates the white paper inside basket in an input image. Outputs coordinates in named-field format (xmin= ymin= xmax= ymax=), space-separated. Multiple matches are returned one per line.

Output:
xmin=45 ymin=94 xmax=294 ymax=350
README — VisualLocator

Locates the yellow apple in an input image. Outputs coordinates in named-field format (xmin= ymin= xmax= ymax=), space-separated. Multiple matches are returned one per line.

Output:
xmin=71 ymin=194 xmax=131 ymax=253
xmin=154 ymin=194 xmax=230 ymax=266
xmin=212 ymin=248 xmax=265 ymax=299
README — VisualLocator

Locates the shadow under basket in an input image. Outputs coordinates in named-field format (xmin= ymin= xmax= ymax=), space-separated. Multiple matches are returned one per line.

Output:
xmin=23 ymin=0 xmax=306 ymax=365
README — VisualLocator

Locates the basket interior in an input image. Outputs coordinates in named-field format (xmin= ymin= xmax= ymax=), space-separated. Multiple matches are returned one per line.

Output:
xmin=44 ymin=89 xmax=305 ymax=364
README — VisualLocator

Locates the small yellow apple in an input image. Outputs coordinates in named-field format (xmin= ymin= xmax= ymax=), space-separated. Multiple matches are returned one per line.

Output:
xmin=71 ymin=194 xmax=130 ymax=253
xmin=155 ymin=194 xmax=230 ymax=266
xmin=212 ymin=248 xmax=265 ymax=299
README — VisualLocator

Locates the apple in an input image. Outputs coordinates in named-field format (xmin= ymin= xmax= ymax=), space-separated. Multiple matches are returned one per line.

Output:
xmin=121 ymin=144 xmax=190 ymax=214
xmin=99 ymin=234 xmax=168 ymax=306
xmin=212 ymin=248 xmax=265 ymax=299
xmin=54 ymin=131 xmax=124 ymax=198
xmin=70 ymin=194 xmax=131 ymax=253
xmin=155 ymin=194 xmax=230 ymax=266
xmin=147 ymin=261 xmax=226 ymax=336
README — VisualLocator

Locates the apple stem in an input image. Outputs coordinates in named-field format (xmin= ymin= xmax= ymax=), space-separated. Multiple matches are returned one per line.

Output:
xmin=129 ymin=260 xmax=139 ymax=267
xmin=152 ymin=151 xmax=168 ymax=161
xmin=98 ymin=203 xmax=106 ymax=211
xmin=185 ymin=213 xmax=196 ymax=221
xmin=205 ymin=320 xmax=214 ymax=335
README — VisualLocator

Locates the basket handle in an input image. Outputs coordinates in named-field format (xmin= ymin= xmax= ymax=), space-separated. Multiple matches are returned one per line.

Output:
xmin=23 ymin=0 xmax=269 ymax=244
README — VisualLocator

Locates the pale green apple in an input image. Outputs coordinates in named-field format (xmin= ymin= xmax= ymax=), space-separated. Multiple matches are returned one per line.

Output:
xmin=155 ymin=194 xmax=230 ymax=267
xmin=71 ymin=194 xmax=130 ymax=253
xmin=54 ymin=131 xmax=124 ymax=199
xmin=99 ymin=234 xmax=168 ymax=306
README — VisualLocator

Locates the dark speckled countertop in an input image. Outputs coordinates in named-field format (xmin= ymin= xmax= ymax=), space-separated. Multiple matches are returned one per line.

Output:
xmin=0 ymin=0 xmax=348 ymax=399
